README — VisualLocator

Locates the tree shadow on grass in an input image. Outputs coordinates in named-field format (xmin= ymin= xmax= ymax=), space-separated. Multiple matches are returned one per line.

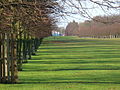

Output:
xmin=45 ymin=39 xmax=93 ymax=43
xmin=19 ymin=78 xmax=120 ymax=84
xmin=39 ymin=46 xmax=91 ymax=50
xmin=29 ymin=60 xmax=120 ymax=64
xmin=31 ymin=56 xmax=120 ymax=60
xmin=20 ymin=81 xmax=120 ymax=84
xmin=22 ymin=66 xmax=120 ymax=72
xmin=20 ymin=39 xmax=120 ymax=85
xmin=37 ymin=50 xmax=118 ymax=54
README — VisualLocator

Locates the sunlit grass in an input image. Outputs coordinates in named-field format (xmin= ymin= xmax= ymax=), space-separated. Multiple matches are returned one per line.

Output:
xmin=0 ymin=36 xmax=120 ymax=90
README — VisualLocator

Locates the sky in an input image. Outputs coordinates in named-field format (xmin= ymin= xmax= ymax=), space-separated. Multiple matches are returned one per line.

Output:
xmin=57 ymin=0 xmax=120 ymax=28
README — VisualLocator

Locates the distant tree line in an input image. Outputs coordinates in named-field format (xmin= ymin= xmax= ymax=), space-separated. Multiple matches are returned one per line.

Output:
xmin=65 ymin=15 xmax=120 ymax=38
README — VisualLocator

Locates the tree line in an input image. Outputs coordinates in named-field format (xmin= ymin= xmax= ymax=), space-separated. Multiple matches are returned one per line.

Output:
xmin=65 ymin=15 xmax=120 ymax=38
xmin=0 ymin=0 xmax=61 ymax=83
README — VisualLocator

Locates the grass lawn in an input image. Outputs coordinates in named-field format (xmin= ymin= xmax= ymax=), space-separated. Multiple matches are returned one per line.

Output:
xmin=0 ymin=36 xmax=120 ymax=90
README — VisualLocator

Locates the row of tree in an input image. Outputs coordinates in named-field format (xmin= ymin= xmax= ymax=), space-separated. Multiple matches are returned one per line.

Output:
xmin=0 ymin=0 xmax=60 ymax=83
xmin=1 ymin=0 xmax=119 ymax=84
xmin=65 ymin=15 xmax=120 ymax=38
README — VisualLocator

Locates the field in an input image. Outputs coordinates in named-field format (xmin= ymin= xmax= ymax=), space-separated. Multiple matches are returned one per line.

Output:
xmin=0 ymin=36 xmax=120 ymax=90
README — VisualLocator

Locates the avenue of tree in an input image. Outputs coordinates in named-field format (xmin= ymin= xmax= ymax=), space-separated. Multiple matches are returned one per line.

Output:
xmin=0 ymin=0 xmax=61 ymax=83
xmin=0 ymin=0 xmax=120 ymax=84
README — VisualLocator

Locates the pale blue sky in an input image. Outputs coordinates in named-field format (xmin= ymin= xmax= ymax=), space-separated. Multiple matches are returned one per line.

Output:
xmin=57 ymin=0 xmax=120 ymax=28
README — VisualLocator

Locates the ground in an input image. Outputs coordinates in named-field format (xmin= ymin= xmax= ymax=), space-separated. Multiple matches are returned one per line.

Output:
xmin=0 ymin=36 xmax=120 ymax=90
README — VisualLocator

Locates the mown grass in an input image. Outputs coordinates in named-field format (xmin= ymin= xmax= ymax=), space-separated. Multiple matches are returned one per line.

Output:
xmin=0 ymin=36 xmax=120 ymax=90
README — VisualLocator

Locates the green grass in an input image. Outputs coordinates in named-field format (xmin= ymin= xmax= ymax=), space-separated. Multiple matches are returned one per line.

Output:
xmin=1 ymin=36 xmax=120 ymax=90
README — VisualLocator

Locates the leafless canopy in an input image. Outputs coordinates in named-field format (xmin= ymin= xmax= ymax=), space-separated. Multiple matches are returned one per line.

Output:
xmin=60 ymin=0 xmax=120 ymax=23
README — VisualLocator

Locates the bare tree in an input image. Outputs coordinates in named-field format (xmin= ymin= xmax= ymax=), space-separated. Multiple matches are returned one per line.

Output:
xmin=65 ymin=20 xmax=79 ymax=36
xmin=60 ymin=0 xmax=120 ymax=23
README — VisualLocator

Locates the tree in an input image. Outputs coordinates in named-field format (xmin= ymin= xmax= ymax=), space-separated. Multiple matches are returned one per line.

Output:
xmin=0 ymin=0 xmax=62 ymax=83
xmin=77 ymin=15 xmax=120 ymax=38
xmin=65 ymin=20 xmax=79 ymax=36
xmin=61 ymin=0 xmax=120 ymax=23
